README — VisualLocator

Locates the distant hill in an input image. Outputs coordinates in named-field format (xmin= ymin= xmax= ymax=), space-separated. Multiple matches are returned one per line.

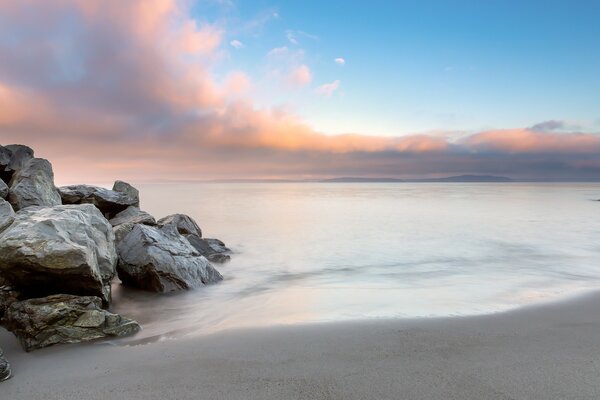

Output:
xmin=320 ymin=177 xmax=405 ymax=183
xmin=410 ymin=175 xmax=514 ymax=183
xmin=320 ymin=175 xmax=513 ymax=183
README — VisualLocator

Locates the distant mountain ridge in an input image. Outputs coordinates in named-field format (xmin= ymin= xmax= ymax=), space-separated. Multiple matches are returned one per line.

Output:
xmin=321 ymin=175 xmax=513 ymax=183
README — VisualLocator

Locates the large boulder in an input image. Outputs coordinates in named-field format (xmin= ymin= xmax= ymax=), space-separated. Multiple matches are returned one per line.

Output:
xmin=109 ymin=206 xmax=155 ymax=227
xmin=8 ymin=158 xmax=61 ymax=211
xmin=3 ymin=294 xmax=140 ymax=352
xmin=59 ymin=184 xmax=138 ymax=218
xmin=157 ymin=214 xmax=202 ymax=237
xmin=0 ymin=199 xmax=14 ymax=233
xmin=184 ymin=234 xmax=231 ymax=263
xmin=0 ymin=204 xmax=117 ymax=304
xmin=117 ymin=224 xmax=222 ymax=292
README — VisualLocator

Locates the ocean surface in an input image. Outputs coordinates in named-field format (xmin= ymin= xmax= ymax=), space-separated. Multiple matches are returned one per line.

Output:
xmin=110 ymin=183 xmax=600 ymax=342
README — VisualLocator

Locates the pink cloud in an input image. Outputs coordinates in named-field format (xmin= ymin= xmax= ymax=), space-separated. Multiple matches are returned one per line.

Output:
xmin=315 ymin=80 xmax=341 ymax=97
xmin=288 ymin=64 xmax=312 ymax=87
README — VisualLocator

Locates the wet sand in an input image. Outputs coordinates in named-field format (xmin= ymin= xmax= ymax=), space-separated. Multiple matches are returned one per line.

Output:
xmin=2 ymin=291 xmax=600 ymax=399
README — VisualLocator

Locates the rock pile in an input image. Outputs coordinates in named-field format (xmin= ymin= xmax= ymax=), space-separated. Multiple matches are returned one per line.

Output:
xmin=0 ymin=144 xmax=230 ymax=362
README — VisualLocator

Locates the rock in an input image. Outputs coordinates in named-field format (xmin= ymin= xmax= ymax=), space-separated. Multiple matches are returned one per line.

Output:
xmin=184 ymin=234 xmax=231 ymax=263
xmin=205 ymin=238 xmax=230 ymax=254
xmin=0 ymin=199 xmax=14 ymax=233
xmin=113 ymin=222 xmax=136 ymax=244
xmin=0 ymin=204 xmax=117 ymax=305
xmin=117 ymin=224 xmax=222 ymax=292
xmin=109 ymin=206 xmax=155 ymax=227
xmin=0 ymin=347 xmax=10 ymax=381
xmin=59 ymin=184 xmax=138 ymax=218
xmin=7 ymin=158 xmax=61 ymax=211
xmin=157 ymin=214 xmax=202 ymax=237
xmin=0 ymin=180 xmax=7 ymax=199
xmin=0 ymin=144 xmax=34 ymax=184
xmin=0 ymin=285 xmax=20 ymax=321
xmin=3 ymin=294 xmax=140 ymax=351
xmin=112 ymin=181 xmax=139 ymax=207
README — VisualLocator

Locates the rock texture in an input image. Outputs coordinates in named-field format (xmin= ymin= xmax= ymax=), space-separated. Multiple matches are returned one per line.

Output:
xmin=0 ymin=179 xmax=7 ymax=199
xmin=0 ymin=199 xmax=15 ymax=233
xmin=184 ymin=234 xmax=231 ymax=263
xmin=0 ymin=346 xmax=10 ymax=381
xmin=117 ymin=224 xmax=222 ymax=292
xmin=59 ymin=184 xmax=139 ymax=218
xmin=157 ymin=214 xmax=202 ymax=237
xmin=8 ymin=158 xmax=61 ymax=211
xmin=3 ymin=294 xmax=140 ymax=352
xmin=0 ymin=285 xmax=19 ymax=321
xmin=109 ymin=206 xmax=156 ymax=227
xmin=0 ymin=204 xmax=117 ymax=304
xmin=112 ymin=181 xmax=140 ymax=207
xmin=0 ymin=144 xmax=34 ymax=183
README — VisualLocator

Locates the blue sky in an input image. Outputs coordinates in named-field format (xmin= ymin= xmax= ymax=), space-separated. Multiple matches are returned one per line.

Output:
xmin=196 ymin=0 xmax=600 ymax=136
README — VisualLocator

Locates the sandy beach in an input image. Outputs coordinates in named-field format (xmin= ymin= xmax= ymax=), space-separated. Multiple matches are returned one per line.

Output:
xmin=2 ymin=291 xmax=600 ymax=400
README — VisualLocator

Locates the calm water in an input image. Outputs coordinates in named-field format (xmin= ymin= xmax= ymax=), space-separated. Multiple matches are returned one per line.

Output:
xmin=111 ymin=183 xmax=600 ymax=341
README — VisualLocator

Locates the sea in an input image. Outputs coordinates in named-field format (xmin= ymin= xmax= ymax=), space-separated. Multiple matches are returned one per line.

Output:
xmin=110 ymin=183 xmax=600 ymax=342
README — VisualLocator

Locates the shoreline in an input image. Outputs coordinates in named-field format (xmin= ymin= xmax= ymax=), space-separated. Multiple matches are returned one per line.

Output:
xmin=3 ymin=289 xmax=600 ymax=399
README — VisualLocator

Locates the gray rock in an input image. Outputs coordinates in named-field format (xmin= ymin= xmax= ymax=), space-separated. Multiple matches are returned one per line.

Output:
xmin=0 ymin=204 xmax=117 ymax=305
xmin=117 ymin=224 xmax=222 ymax=292
xmin=0 ymin=285 xmax=19 ymax=321
xmin=0 ymin=346 xmax=10 ymax=381
xmin=59 ymin=184 xmax=138 ymax=218
xmin=4 ymin=144 xmax=34 ymax=172
xmin=0 ymin=179 xmax=7 ymax=199
xmin=3 ymin=294 xmax=140 ymax=352
xmin=109 ymin=206 xmax=156 ymax=227
xmin=184 ymin=234 xmax=231 ymax=263
xmin=0 ymin=199 xmax=14 ymax=233
xmin=112 ymin=181 xmax=140 ymax=207
xmin=157 ymin=214 xmax=202 ymax=237
xmin=113 ymin=222 xmax=136 ymax=244
xmin=8 ymin=158 xmax=61 ymax=211
xmin=205 ymin=238 xmax=230 ymax=254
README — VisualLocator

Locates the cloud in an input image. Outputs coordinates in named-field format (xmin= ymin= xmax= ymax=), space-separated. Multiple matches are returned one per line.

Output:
xmin=267 ymin=46 xmax=289 ymax=57
xmin=334 ymin=58 xmax=345 ymax=66
xmin=229 ymin=39 xmax=244 ymax=49
xmin=286 ymin=30 xmax=318 ymax=45
xmin=1 ymin=0 xmax=600 ymax=183
xmin=316 ymin=80 xmax=341 ymax=97
xmin=529 ymin=120 xmax=581 ymax=132
xmin=288 ymin=64 xmax=312 ymax=87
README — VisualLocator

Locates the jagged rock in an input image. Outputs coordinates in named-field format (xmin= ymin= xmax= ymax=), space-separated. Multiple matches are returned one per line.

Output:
xmin=184 ymin=234 xmax=231 ymax=263
xmin=117 ymin=224 xmax=222 ymax=292
xmin=0 ymin=144 xmax=34 ymax=184
xmin=205 ymin=238 xmax=230 ymax=253
xmin=59 ymin=184 xmax=138 ymax=218
xmin=0 ymin=199 xmax=14 ymax=233
xmin=112 ymin=181 xmax=139 ymax=207
xmin=0 ymin=204 xmax=117 ymax=304
xmin=0 ymin=179 xmax=7 ymax=199
xmin=0 ymin=347 xmax=10 ymax=381
xmin=157 ymin=214 xmax=202 ymax=237
xmin=113 ymin=222 xmax=136 ymax=244
xmin=109 ymin=206 xmax=155 ymax=227
xmin=3 ymin=294 xmax=140 ymax=351
xmin=7 ymin=158 xmax=61 ymax=211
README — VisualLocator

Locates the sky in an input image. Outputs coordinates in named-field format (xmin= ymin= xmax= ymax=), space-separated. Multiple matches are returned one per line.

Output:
xmin=0 ymin=0 xmax=599 ymax=183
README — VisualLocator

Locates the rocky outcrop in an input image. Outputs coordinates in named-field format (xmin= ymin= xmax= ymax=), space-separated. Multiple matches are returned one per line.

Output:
xmin=117 ymin=224 xmax=222 ymax=292
xmin=3 ymin=294 xmax=140 ymax=352
xmin=0 ymin=285 xmax=19 ymax=321
xmin=184 ymin=234 xmax=231 ymax=263
xmin=0 ymin=199 xmax=15 ymax=233
xmin=59 ymin=183 xmax=139 ymax=218
xmin=7 ymin=158 xmax=61 ymax=211
xmin=0 ymin=144 xmax=34 ymax=184
xmin=109 ymin=206 xmax=156 ymax=227
xmin=0 ymin=204 xmax=117 ymax=304
xmin=157 ymin=214 xmax=202 ymax=237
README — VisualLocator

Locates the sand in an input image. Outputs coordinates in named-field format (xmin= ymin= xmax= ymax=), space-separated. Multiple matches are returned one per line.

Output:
xmin=2 ymin=292 xmax=600 ymax=399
